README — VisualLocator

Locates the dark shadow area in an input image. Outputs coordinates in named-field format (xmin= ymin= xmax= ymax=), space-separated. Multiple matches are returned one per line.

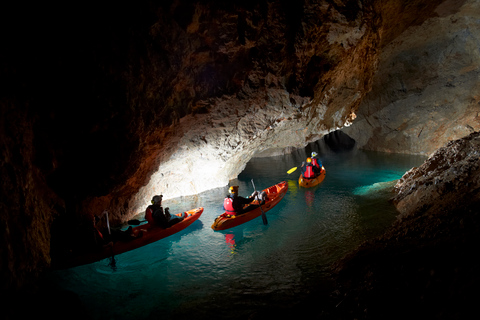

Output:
xmin=323 ymin=130 xmax=356 ymax=152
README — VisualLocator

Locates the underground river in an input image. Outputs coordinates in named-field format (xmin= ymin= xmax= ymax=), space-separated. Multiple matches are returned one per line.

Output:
xmin=46 ymin=141 xmax=426 ymax=319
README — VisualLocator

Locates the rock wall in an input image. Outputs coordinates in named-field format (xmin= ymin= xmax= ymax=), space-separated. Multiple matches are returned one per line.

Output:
xmin=392 ymin=131 xmax=480 ymax=217
xmin=324 ymin=131 xmax=480 ymax=319
xmin=71 ymin=0 xmax=386 ymax=218
xmin=342 ymin=0 xmax=480 ymax=155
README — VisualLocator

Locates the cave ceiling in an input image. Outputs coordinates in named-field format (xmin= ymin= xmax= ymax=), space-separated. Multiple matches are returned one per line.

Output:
xmin=1 ymin=0 xmax=477 ymax=221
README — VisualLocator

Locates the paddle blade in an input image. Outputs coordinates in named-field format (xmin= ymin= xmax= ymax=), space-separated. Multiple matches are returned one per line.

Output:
xmin=128 ymin=219 xmax=146 ymax=225
xmin=261 ymin=211 xmax=268 ymax=225
xmin=287 ymin=167 xmax=297 ymax=174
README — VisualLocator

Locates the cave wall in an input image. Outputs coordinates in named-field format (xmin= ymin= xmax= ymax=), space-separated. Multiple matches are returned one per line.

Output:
xmin=342 ymin=0 xmax=480 ymax=155
xmin=327 ymin=131 xmax=480 ymax=319
xmin=0 ymin=0 xmax=473 ymax=293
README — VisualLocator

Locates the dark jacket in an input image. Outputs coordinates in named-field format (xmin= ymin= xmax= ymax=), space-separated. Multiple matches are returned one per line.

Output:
xmin=145 ymin=204 xmax=169 ymax=228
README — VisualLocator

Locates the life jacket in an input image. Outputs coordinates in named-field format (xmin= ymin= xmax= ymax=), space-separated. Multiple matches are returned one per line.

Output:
xmin=303 ymin=163 xmax=315 ymax=178
xmin=145 ymin=205 xmax=155 ymax=224
xmin=311 ymin=157 xmax=319 ymax=168
xmin=223 ymin=196 xmax=236 ymax=214
xmin=145 ymin=204 xmax=164 ymax=224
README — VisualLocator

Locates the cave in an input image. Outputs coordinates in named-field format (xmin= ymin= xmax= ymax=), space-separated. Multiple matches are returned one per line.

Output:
xmin=1 ymin=0 xmax=480 ymax=319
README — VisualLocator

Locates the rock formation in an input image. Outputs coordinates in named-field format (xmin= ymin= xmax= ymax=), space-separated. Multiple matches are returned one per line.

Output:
xmin=1 ymin=1 xmax=480 ymax=319
xmin=322 ymin=131 xmax=480 ymax=319
xmin=342 ymin=0 xmax=480 ymax=155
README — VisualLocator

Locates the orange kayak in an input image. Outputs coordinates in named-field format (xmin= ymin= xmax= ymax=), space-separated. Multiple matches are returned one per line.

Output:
xmin=299 ymin=166 xmax=326 ymax=188
xmin=55 ymin=207 xmax=203 ymax=269
xmin=211 ymin=181 xmax=288 ymax=231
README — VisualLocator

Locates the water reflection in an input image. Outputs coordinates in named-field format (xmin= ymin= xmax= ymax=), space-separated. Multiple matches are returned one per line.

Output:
xmin=225 ymin=233 xmax=237 ymax=254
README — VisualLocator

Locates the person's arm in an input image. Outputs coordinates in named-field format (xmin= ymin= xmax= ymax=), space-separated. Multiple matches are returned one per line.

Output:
xmin=239 ymin=195 xmax=256 ymax=205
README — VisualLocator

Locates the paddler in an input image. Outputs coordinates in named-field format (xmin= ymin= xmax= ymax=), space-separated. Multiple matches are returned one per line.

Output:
xmin=311 ymin=152 xmax=322 ymax=171
xmin=145 ymin=195 xmax=183 ymax=228
xmin=223 ymin=186 xmax=258 ymax=216
xmin=301 ymin=157 xmax=320 ymax=178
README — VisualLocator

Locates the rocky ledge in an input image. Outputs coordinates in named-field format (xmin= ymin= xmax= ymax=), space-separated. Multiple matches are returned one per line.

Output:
xmin=303 ymin=131 xmax=480 ymax=319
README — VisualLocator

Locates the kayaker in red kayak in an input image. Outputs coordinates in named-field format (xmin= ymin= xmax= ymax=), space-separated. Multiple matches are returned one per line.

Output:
xmin=145 ymin=195 xmax=183 ymax=228
xmin=223 ymin=186 xmax=258 ymax=216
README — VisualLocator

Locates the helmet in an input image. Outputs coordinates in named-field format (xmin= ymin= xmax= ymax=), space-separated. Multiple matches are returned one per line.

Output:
xmin=151 ymin=195 xmax=163 ymax=204
xmin=229 ymin=186 xmax=239 ymax=194
xmin=311 ymin=152 xmax=318 ymax=157
xmin=306 ymin=157 xmax=312 ymax=163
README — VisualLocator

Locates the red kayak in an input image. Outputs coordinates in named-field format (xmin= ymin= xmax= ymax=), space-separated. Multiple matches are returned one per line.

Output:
xmin=211 ymin=181 xmax=288 ymax=231
xmin=55 ymin=207 xmax=203 ymax=269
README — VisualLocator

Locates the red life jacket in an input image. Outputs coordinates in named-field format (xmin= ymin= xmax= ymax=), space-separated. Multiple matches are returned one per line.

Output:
xmin=145 ymin=206 xmax=155 ymax=224
xmin=303 ymin=164 xmax=315 ymax=178
xmin=224 ymin=197 xmax=236 ymax=214
xmin=146 ymin=204 xmax=163 ymax=224
xmin=311 ymin=157 xmax=319 ymax=168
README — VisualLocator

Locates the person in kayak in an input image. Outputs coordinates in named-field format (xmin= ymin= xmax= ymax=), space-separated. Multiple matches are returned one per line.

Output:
xmin=311 ymin=152 xmax=322 ymax=171
xmin=145 ymin=195 xmax=183 ymax=228
xmin=301 ymin=157 xmax=320 ymax=178
xmin=223 ymin=186 xmax=258 ymax=216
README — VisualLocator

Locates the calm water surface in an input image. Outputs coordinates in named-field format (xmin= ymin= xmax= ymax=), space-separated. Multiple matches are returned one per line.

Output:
xmin=47 ymin=143 xmax=426 ymax=319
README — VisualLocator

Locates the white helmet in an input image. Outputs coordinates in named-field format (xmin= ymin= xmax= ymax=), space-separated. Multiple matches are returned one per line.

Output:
xmin=151 ymin=195 xmax=163 ymax=204
xmin=311 ymin=152 xmax=318 ymax=157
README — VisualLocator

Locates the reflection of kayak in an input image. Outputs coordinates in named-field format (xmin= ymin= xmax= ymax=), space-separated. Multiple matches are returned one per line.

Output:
xmin=299 ymin=167 xmax=326 ymax=188
xmin=211 ymin=181 xmax=288 ymax=231
xmin=56 ymin=207 xmax=204 ymax=269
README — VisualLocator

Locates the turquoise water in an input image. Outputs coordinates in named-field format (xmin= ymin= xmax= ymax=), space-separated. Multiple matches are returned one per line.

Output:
xmin=47 ymin=142 xmax=426 ymax=319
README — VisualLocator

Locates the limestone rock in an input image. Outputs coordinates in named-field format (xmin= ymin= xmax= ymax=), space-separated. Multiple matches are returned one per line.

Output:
xmin=392 ymin=131 xmax=480 ymax=217
xmin=342 ymin=0 xmax=480 ymax=155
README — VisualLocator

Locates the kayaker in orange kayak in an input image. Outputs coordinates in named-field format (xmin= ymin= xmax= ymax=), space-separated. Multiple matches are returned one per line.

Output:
xmin=301 ymin=157 xmax=320 ymax=178
xmin=223 ymin=186 xmax=258 ymax=217
xmin=311 ymin=152 xmax=322 ymax=171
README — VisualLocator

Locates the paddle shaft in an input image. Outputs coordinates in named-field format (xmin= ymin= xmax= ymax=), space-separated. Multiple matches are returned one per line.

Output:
xmin=251 ymin=179 xmax=267 ymax=225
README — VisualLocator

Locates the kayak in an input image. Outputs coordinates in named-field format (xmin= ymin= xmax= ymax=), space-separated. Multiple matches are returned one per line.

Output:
xmin=298 ymin=166 xmax=326 ymax=188
xmin=55 ymin=207 xmax=203 ymax=269
xmin=211 ymin=181 xmax=288 ymax=231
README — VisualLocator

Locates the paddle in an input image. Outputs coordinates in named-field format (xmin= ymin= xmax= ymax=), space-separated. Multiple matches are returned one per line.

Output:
xmin=287 ymin=167 xmax=297 ymax=174
xmin=251 ymin=179 xmax=267 ymax=225
xmin=102 ymin=210 xmax=117 ymax=270
xmin=128 ymin=219 xmax=146 ymax=225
